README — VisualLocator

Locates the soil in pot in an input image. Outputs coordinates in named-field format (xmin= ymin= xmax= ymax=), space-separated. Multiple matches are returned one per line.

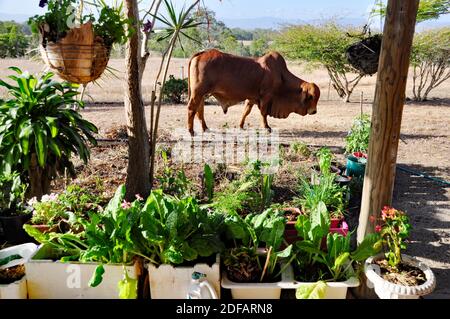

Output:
xmin=375 ymin=259 xmax=427 ymax=287
xmin=0 ymin=264 xmax=25 ymax=285
xmin=224 ymin=251 xmax=281 ymax=284
xmin=293 ymin=263 xmax=335 ymax=283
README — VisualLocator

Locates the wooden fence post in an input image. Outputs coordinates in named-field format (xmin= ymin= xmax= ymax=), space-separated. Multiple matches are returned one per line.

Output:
xmin=357 ymin=0 xmax=419 ymax=242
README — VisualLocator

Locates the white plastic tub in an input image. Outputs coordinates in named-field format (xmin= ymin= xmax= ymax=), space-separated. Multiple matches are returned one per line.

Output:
xmin=221 ymin=263 xmax=293 ymax=299
xmin=25 ymin=244 xmax=137 ymax=299
xmin=147 ymin=254 xmax=220 ymax=299
xmin=283 ymin=265 xmax=360 ymax=299
xmin=0 ymin=243 xmax=37 ymax=299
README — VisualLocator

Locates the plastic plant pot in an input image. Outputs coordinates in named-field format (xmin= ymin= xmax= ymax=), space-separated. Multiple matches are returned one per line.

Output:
xmin=346 ymin=155 xmax=366 ymax=178
xmin=0 ymin=213 xmax=33 ymax=244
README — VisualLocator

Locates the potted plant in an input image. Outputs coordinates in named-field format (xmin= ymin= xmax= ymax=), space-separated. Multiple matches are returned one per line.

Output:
xmin=286 ymin=202 xmax=381 ymax=299
xmin=0 ymin=243 xmax=38 ymax=299
xmin=364 ymin=207 xmax=436 ymax=299
xmin=0 ymin=173 xmax=33 ymax=244
xmin=345 ymin=114 xmax=371 ymax=178
xmin=138 ymin=190 xmax=224 ymax=299
xmin=221 ymin=209 xmax=293 ymax=299
xmin=23 ymin=185 xmax=140 ymax=299
xmin=294 ymin=174 xmax=348 ymax=229
xmin=28 ymin=0 xmax=130 ymax=84
xmin=27 ymin=184 xmax=103 ymax=234
xmin=0 ymin=68 xmax=98 ymax=199
xmin=212 ymin=161 xmax=274 ymax=216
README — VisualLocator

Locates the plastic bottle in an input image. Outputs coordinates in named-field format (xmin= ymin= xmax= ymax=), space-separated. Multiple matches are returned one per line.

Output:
xmin=186 ymin=272 xmax=218 ymax=299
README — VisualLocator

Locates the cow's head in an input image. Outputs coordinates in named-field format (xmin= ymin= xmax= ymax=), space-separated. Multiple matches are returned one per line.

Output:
xmin=299 ymin=82 xmax=320 ymax=116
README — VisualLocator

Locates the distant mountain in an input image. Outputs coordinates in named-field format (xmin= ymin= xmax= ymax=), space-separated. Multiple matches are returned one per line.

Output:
xmin=221 ymin=16 xmax=369 ymax=30
xmin=0 ymin=12 xmax=30 ymax=23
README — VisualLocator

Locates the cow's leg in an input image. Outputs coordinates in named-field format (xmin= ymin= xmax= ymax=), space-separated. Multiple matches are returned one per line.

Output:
xmin=258 ymin=99 xmax=272 ymax=133
xmin=239 ymin=100 xmax=254 ymax=129
xmin=196 ymin=99 xmax=209 ymax=132
xmin=187 ymin=94 xmax=203 ymax=136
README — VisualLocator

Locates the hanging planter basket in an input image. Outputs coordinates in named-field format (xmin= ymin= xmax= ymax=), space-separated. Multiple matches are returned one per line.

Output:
xmin=346 ymin=34 xmax=382 ymax=76
xmin=39 ymin=22 xmax=111 ymax=85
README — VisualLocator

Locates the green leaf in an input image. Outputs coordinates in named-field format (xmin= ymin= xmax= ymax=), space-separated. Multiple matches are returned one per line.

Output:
xmin=89 ymin=264 xmax=105 ymax=288
xmin=118 ymin=268 xmax=137 ymax=299
xmin=276 ymin=244 xmax=293 ymax=258
xmin=33 ymin=124 xmax=47 ymax=167
xmin=296 ymin=281 xmax=327 ymax=299
xmin=334 ymin=252 xmax=350 ymax=269
xmin=23 ymin=224 xmax=48 ymax=243
xmin=351 ymin=233 xmax=383 ymax=262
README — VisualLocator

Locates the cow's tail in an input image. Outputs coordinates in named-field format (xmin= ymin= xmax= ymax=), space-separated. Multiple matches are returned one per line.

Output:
xmin=187 ymin=51 xmax=205 ymax=101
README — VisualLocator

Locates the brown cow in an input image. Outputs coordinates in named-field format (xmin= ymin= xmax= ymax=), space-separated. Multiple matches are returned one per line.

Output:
xmin=187 ymin=49 xmax=320 ymax=135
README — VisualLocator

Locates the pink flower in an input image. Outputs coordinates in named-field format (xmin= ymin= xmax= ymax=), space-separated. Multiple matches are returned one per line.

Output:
xmin=121 ymin=201 xmax=131 ymax=209
xmin=369 ymin=215 xmax=376 ymax=224
xmin=375 ymin=225 xmax=382 ymax=233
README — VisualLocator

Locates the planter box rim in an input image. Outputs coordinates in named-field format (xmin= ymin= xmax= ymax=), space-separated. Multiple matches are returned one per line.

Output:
xmin=145 ymin=253 xmax=220 ymax=270
xmin=28 ymin=244 xmax=135 ymax=267
xmin=221 ymin=262 xmax=293 ymax=289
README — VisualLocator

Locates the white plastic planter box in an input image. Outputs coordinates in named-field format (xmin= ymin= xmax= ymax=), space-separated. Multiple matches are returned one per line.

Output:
xmin=283 ymin=266 xmax=360 ymax=299
xmin=147 ymin=254 xmax=220 ymax=299
xmin=221 ymin=263 xmax=293 ymax=299
xmin=365 ymin=254 xmax=436 ymax=299
xmin=0 ymin=243 xmax=37 ymax=299
xmin=25 ymin=244 xmax=137 ymax=299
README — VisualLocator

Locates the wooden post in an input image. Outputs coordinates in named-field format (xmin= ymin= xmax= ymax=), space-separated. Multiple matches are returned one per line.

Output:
xmin=357 ymin=0 xmax=419 ymax=243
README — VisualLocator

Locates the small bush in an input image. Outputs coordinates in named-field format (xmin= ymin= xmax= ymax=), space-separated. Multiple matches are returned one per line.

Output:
xmin=345 ymin=114 xmax=371 ymax=154
xmin=162 ymin=75 xmax=188 ymax=104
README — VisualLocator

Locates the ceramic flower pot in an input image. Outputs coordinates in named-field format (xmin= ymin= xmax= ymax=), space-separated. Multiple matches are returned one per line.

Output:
xmin=364 ymin=254 xmax=436 ymax=299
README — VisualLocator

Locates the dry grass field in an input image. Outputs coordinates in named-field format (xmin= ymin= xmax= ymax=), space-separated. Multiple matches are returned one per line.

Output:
xmin=0 ymin=57 xmax=449 ymax=298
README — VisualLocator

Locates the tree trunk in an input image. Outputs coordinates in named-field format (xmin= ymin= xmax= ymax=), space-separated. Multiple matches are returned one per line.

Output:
xmin=357 ymin=0 xmax=419 ymax=242
xmin=124 ymin=0 xmax=151 ymax=200
xmin=28 ymin=153 xmax=51 ymax=199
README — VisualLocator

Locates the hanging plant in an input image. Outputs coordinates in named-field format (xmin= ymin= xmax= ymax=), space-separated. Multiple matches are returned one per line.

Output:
xmin=28 ymin=0 xmax=131 ymax=84
xmin=345 ymin=25 xmax=382 ymax=76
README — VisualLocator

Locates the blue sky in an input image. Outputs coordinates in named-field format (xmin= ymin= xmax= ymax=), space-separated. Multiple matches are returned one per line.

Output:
xmin=0 ymin=0 xmax=449 ymax=25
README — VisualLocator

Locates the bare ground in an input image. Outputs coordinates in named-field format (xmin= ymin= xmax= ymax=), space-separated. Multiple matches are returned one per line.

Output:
xmin=1 ymin=58 xmax=449 ymax=298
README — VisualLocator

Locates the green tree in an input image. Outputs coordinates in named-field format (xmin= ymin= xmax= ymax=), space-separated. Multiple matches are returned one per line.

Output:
xmin=411 ymin=27 xmax=450 ymax=101
xmin=273 ymin=23 xmax=364 ymax=102
xmin=373 ymin=0 xmax=449 ymax=23
xmin=0 ymin=21 xmax=29 ymax=58
xmin=249 ymin=37 xmax=269 ymax=57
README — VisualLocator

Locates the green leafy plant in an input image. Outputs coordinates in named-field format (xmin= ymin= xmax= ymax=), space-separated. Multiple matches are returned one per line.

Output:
xmin=0 ymin=68 xmax=98 ymax=198
xmin=223 ymin=208 xmax=291 ymax=283
xmin=294 ymin=174 xmax=347 ymax=219
xmin=287 ymin=202 xmax=381 ymax=298
xmin=203 ymin=164 xmax=214 ymax=203
xmin=23 ymin=184 xmax=144 ymax=298
xmin=0 ymin=172 xmax=28 ymax=215
xmin=376 ymin=206 xmax=412 ymax=269
xmin=29 ymin=0 xmax=130 ymax=47
xmin=138 ymin=189 xmax=224 ymax=265
xmin=345 ymin=114 xmax=371 ymax=154
xmin=156 ymin=149 xmax=192 ymax=197
xmin=29 ymin=184 xmax=103 ymax=229
xmin=316 ymin=147 xmax=333 ymax=176
xmin=212 ymin=161 xmax=274 ymax=215
xmin=162 ymin=75 xmax=188 ymax=104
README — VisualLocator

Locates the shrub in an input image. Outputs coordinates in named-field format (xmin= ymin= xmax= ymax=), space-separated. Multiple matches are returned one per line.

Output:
xmin=0 ymin=172 xmax=28 ymax=215
xmin=345 ymin=114 xmax=371 ymax=154
xmin=0 ymin=67 xmax=98 ymax=198
xmin=162 ymin=75 xmax=188 ymax=104
xmin=273 ymin=23 xmax=366 ymax=102
xmin=410 ymin=28 xmax=450 ymax=101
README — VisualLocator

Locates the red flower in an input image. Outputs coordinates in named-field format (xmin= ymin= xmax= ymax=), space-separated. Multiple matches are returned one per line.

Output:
xmin=375 ymin=225 xmax=382 ymax=233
